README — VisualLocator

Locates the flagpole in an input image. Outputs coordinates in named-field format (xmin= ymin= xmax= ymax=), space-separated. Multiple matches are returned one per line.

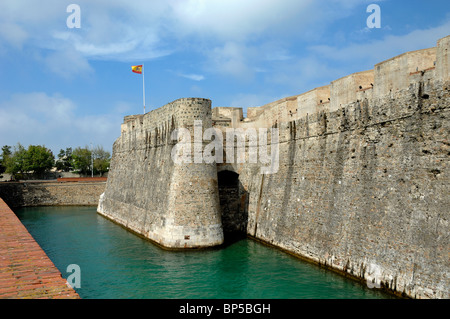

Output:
xmin=142 ymin=64 xmax=146 ymax=114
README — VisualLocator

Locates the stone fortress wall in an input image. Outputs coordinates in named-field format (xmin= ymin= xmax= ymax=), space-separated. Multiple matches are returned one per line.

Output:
xmin=224 ymin=39 xmax=446 ymax=127
xmin=0 ymin=181 xmax=105 ymax=208
xmin=99 ymin=36 xmax=449 ymax=298
xmin=98 ymin=98 xmax=223 ymax=249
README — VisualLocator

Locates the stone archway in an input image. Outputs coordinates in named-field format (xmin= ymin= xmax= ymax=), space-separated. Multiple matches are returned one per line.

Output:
xmin=217 ymin=170 xmax=248 ymax=241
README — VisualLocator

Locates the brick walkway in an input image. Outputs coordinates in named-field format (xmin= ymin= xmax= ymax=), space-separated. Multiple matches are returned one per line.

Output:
xmin=0 ymin=198 xmax=79 ymax=299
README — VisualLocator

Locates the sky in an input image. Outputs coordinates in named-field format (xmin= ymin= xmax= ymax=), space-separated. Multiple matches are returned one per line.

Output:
xmin=0 ymin=0 xmax=449 ymax=155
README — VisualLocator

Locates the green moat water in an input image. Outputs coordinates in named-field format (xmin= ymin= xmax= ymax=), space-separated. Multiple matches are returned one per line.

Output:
xmin=15 ymin=206 xmax=394 ymax=299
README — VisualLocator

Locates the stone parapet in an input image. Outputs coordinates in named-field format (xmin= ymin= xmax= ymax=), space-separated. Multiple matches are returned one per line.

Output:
xmin=98 ymin=35 xmax=450 ymax=298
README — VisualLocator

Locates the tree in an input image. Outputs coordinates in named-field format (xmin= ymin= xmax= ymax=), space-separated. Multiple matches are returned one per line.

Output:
xmin=5 ymin=143 xmax=27 ymax=177
xmin=71 ymin=145 xmax=111 ymax=176
xmin=0 ymin=145 xmax=12 ymax=175
xmin=23 ymin=145 xmax=55 ymax=178
xmin=56 ymin=147 xmax=73 ymax=172
xmin=71 ymin=146 xmax=92 ymax=175
xmin=3 ymin=144 xmax=55 ymax=179
xmin=92 ymin=145 xmax=111 ymax=176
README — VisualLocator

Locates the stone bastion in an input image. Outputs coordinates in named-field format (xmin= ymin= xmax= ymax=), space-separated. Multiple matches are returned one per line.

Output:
xmin=98 ymin=35 xmax=450 ymax=298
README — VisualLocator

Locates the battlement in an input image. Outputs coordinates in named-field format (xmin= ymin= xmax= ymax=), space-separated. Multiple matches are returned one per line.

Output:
xmin=210 ymin=35 xmax=449 ymax=129
xmin=118 ymin=97 xmax=213 ymax=153
xmin=212 ymin=107 xmax=243 ymax=128
xmin=373 ymin=47 xmax=437 ymax=98
xmin=119 ymin=35 xmax=448 ymax=135
xmin=100 ymin=35 xmax=449 ymax=298
xmin=121 ymin=97 xmax=211 ymax=132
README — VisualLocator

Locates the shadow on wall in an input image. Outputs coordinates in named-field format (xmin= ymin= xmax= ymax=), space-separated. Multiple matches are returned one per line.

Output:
xmin=0 ymin=182 xmax=54 ymax=208
xmin=217 ymin=170 xmax=249 ymax=244
xmin=0 ymin=183 xmax=27 ymax=208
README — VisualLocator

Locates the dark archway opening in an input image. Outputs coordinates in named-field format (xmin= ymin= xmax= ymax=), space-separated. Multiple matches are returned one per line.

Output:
xmin=217 ymin=170 xmax=248 ymax=243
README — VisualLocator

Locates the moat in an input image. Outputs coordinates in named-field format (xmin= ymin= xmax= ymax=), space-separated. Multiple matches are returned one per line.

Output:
xmin=14 ymin=206 xmax=394 ymax=299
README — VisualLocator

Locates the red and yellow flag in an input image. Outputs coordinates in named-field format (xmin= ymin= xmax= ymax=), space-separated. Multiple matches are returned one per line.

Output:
xmin=131 ymin=65 xmax=143 ymax=74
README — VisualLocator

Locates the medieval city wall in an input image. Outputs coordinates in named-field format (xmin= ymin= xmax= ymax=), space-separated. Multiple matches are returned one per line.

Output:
xmin=0 ymin=181 xmax=106 ymax=208
xmin=231 ymin=36 xmax=449 ymax=299
xmin=99 ymin=35 xmax=449 ymax=298
xmin=238 ymin=80 xmax=449 ymax=299
xmin=98 ymin=98 xmax=224 ymax=249
xmin=241 ymin=41 xmax=447 ymax=129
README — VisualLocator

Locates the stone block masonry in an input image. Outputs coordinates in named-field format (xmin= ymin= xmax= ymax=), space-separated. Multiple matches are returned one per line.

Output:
xmin=100 ymin=35 xmax=450 ymax=298
xmin=241 ymin=81 xmax=449 ymax=299
xmin=0 ymin=197 xmax=79 ymax=298
xmin=0 ymin=180 xmax=106 ymax=208
xmin=98 ymin=98 xmax=224 ymax=249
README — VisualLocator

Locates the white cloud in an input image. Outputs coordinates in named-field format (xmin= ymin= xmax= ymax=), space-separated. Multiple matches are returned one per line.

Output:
xmin=0 ymin=0 xmax=445 ymax=88
xmin=0 ymin=92 xmax=123 ymax=153
xmin=206 ymin=42 xmax=256 ymax=81
xmin=0 ymin=0 xmax=368 ymax=78
xmin=43 ymin=48 xmax=94 ymax=79
xmin=264 ymin=19 xmax=450 ymax=95
xmin=177 ymin=73 xmax=205 ymax=81
xmin=168 ymin=0 xmax=318 ymax=41
xmin=0 ymin=0 xmax=173 ymax=75
xmin=310 ymin=20 xmax=450 ymax=66
xmin=0 ymin=22 xmax=29 ymax=49
xmin=267 ymin=55 xmax=344 ymax=91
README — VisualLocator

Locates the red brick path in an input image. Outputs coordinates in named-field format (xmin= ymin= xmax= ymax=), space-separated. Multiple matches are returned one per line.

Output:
xmin=0 ymin=198 xmax=80 ymax=299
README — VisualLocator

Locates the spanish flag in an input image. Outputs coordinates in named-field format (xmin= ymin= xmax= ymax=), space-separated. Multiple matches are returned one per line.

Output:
xmin=131 ymin=65 xmax=143 ymax=74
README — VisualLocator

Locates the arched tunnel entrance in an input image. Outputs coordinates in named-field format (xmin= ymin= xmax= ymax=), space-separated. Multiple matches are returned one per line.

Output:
xmin=217 ymin=170 xmax=248 ymax=242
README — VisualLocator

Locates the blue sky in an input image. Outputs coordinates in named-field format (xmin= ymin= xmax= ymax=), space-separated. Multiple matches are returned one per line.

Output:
xmin=0 ymin=0 xmax=449 ymax=154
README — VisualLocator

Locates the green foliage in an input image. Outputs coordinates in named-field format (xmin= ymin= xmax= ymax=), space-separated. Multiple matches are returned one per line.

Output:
xmin=92 ymin=145 xmax=111 ymax=176
xmin=71 ymin=145 xmax=111 ymax=176
xmin=23 ymin=145 xmax=55 ymax=178
xmin=1 ymin=143 xmax=110 ymax=179
xmin=71 ymin=146 xmax=92 ymax=175
xmin=5 ymin=143 xmax=27 ymax=176
xmin=56 ymin=147 xmax=73 ymax=172
xmin=1 ymin=145 xmax=12 ymax=158
xmin=4 ymin=144 xmax=54 ymax=178
xmin=0 ymin=145 xmax=12 ymax=174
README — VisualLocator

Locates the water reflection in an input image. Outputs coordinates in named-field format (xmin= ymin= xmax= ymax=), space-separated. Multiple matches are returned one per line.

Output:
xmin=15 ymin=206 xmax=394 ymax=299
